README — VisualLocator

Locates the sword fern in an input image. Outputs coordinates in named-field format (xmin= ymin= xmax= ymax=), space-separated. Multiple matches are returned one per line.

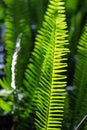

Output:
xmin=73 ymin=24 xmax=87 ymax=129
xmin=24 ymin=0 xmax=69 ymax=129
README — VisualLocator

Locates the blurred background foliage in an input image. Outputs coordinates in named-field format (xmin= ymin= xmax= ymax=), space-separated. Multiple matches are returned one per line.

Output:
xmin=0 ymin=0 xmax=87 ymax=130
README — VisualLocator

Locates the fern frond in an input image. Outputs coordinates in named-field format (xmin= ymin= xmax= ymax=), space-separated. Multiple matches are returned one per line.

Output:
xmin=0 ymin=0 xmax=32 ymax=123
xmin=73 ymin=24 xmax=87 ymax=128
xmin=24 ymin=0 xmax=69 ymax=129
xmin=35 ymin=1 xmax=68 ymax=130
xmin=3 ymin=0 xmax=32 ymax=89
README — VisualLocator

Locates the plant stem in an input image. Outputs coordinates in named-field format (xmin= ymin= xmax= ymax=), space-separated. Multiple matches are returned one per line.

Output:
xmin=74 ymin=115 xmax=87 ymax=130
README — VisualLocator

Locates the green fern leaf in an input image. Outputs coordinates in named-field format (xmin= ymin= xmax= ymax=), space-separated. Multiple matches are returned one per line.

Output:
xmin=0 ymin=1 xmax=32 ymax=124
xmin=36 ymin=0 xmax=68 ymax=130
xmin=25 ymin=0 xmax=69 ymax=129
xmin=73 ymin=24 xmax=87 ymax=128
xmin=0 ymin=98 xmax=13 ymax=112
xmin=3 ymin=0 xmax=32 ymax=89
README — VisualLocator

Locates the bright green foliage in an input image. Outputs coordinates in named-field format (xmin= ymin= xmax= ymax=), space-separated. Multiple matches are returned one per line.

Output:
xmin=73 ymin=24 xmax=87 ymax=129
xmin=24 ymin=0 xmax=69 ymax=129
xmin=26 ymin=0 xmax=68 ymax=129
xmin=0 ymin=98 xmax=13 ymax=112
xmin=1 ymin=0 xmax=87 ymax=130
xmin=0 ymin=89 xmax=13 ymax=113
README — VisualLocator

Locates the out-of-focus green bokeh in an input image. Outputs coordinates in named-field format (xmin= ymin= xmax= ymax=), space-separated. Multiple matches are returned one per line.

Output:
xmin=0 ymin=5 xmax=5 ymax=20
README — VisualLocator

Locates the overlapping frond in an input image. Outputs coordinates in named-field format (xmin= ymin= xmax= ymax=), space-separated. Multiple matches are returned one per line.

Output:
xmin=29 ymin=0 xmax=49 ymax=29
xmin=0 ymin=0 xmax=32 ymax=123
xmin=2 ymin=0 xmax=32 ymax=89
xmin=73 ymin=24 xmax=87 ymax=128
xmin=24 ymin=0 xmax=69 ymax=129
